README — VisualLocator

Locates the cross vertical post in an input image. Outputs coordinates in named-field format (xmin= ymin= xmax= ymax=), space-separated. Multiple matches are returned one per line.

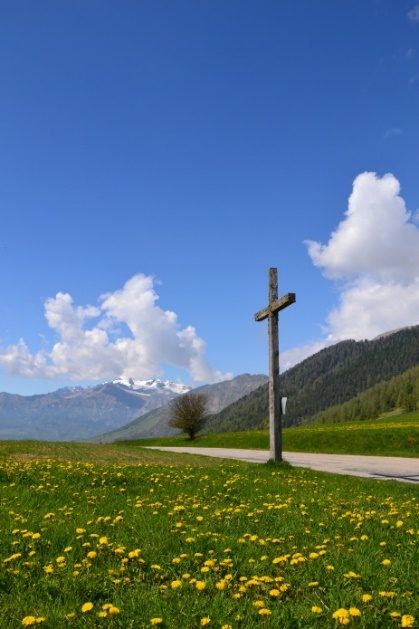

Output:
xmin=268 ymin=268 xmax=281 ymax=461
xmin=254 ymin=267 xmax=296 ymax=463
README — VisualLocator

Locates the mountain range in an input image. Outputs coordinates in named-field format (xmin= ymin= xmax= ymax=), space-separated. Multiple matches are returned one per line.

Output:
xmin=1 ymin=326 xmax=418 ymax=443
xmin=0 ymin=374 xmax=268 ymax=442
xmin=93 ymin=373 xmax=269 ymax=442
xmin=0 ymin=378 xmax=190 ymax=441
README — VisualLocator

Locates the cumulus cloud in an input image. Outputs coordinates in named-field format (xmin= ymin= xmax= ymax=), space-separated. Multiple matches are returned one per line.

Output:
xmin=305 ymin=172 xmax=419 ymax=282
xmin=0 ymin=274 xmax=230 ymax=384
xmin=283 ymin=172 xmax=419 ymax=370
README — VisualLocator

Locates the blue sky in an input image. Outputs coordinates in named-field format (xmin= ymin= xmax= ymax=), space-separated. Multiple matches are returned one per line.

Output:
xmin=1 ymin=0 xmax=419 ymax=394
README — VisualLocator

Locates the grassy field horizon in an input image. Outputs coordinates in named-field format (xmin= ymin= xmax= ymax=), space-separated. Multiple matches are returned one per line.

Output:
xmin=116 ymin=411 xmax=419 ymax=458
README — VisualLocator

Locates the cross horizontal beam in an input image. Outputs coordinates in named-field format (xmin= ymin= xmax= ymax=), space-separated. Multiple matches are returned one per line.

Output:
xmin=254 ymin=292 xmax=296 ymax=322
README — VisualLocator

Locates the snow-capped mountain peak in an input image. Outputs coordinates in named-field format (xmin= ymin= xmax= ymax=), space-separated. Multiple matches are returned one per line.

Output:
xmin=111 ymin=377 xmax=191 ymax=395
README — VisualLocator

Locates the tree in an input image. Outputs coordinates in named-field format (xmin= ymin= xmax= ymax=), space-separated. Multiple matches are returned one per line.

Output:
xmin=169 ymin=392 xmax=208 ymax=440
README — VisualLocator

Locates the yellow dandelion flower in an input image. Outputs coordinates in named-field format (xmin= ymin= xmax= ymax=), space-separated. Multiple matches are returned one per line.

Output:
xmin=108 ymin=606 xmax=120 ymax=615
xmin=4 ymin=553 xmax=22 ymax=563
xmin=390 ymin=612 xmax=401 ymax=618
xmin=81 ymin=602 xmax=94 ymax=613
xmin=258 ymin=608 xmax=271 ymax=616
xmin=349 ymin=608 xmax=361 ymax=617
xmin=401 ymin=616 xmax=415 ymax=628
xmin=114 ymin=546 xmax=125 ymax=555
xmin=343 ymin=571 xmax=360 ymax=579
xmin=253 ymin=601 xmax=265 ymax=608
xmin=195 ymin=581 xmax=206 ymax=591
xmin=332 ymin=608 xmax=350 ymax=625
xmin=21 ymin=618 xmax=37 ymax=626
xmin=171 ymin=580 xmax=182 ymax=589
xmin=312 ymin=606 xmax=322 ymax=614
xmin=382 ymin=559 xmax=391 ymax=566
xmin=150 ymin=619 xmax=163 ymax=626
xmin=361 ymin=594 xmax=373 ymax=603
xmin=200 ymin=618 xmax=211 ymax=626
xmin=269 ymin=589 xmax=280 ymax=596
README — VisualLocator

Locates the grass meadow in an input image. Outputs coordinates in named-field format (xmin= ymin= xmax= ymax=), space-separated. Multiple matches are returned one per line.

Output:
xmin=0 ymin=442 xmax=417 ymax=628
xmin=125 ymin=412 xmax=419 ymax=458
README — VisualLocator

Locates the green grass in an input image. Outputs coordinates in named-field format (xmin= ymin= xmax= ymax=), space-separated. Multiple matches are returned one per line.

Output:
xmin=0 ymin=440 xmax=227 ymax=467
xmin=123 ymin=411 xmax=419 ymax=458
xmin=0 ymin=441 xmax=417 ymax=628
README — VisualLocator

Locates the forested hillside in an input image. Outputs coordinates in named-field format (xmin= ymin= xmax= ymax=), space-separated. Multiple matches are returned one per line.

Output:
xmin=205 ymin=326 xmax=419 ymax=432
xmin=309 ymin=364 xmax=419 ymax=425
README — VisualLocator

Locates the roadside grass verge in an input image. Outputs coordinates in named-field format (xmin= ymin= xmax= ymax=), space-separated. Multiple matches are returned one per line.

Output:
xmin=0 ymin=440 xmax=226 ymax=467
xmin=123 ymin=412 xmax=419 ymax=457
xmin=0 ymin=442 xmax=417 ymax=627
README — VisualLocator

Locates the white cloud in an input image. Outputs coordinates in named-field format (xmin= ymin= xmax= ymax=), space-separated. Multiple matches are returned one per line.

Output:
xmin=284 ymin=172 xmax=419 ymax=370
xmin=408 ymin=5 xmax=419 ymax=23
xmin=383 ymin=127 xmax=402 ymax=139
xmin=281 ymin=341 xmax=330 ymax=372
xmin=0 ymin=274 xmax=230 ymax=384
xmin=326 ymin=277 xmax=419 ymax=342
xmin=305 ymin=172 xmax=419 ymax=282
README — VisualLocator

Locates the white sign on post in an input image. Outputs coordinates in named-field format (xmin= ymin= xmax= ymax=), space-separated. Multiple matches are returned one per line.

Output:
xmin=281 ymin=397 xmax=288 ymax=415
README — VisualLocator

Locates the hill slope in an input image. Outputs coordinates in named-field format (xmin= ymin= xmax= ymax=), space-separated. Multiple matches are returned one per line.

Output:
xmin=205 ymin=326 xmax=419 ymax=433
xmin=93 ymin=374 xmax=268 ymax=442
xmin=309 ymin=363 xmax=419 ymax=425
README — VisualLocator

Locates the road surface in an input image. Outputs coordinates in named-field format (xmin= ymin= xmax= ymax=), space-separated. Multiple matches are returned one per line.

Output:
xmin=146 ymin=447 xmax=419 ymax=484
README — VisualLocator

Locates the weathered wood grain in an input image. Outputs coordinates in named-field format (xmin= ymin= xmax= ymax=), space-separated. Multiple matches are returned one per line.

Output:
xmin=254 ymin=268 xmax=296 ymax=462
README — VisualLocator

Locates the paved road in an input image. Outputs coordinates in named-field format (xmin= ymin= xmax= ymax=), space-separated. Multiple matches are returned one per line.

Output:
xmin=146 ymin=447 xmax=419 ymax=484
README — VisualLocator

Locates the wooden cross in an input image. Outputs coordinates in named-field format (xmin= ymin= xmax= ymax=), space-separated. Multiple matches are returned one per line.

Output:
xmin=254 ymin=268 xmax=296 ymax=462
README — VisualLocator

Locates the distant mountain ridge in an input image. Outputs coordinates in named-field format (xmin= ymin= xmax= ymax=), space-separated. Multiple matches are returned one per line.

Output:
xmin=92 ymin=374 xmax=269 ymax=442
xmin=0 ymin=378 xmax=191 ymax=441
xmin=205 ymin=325 xmax=419 ymax=433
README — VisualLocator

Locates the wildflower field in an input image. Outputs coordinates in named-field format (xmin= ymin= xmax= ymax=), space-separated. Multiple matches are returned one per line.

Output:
xmin=0 ymin=443 xmax=417 ymax=628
